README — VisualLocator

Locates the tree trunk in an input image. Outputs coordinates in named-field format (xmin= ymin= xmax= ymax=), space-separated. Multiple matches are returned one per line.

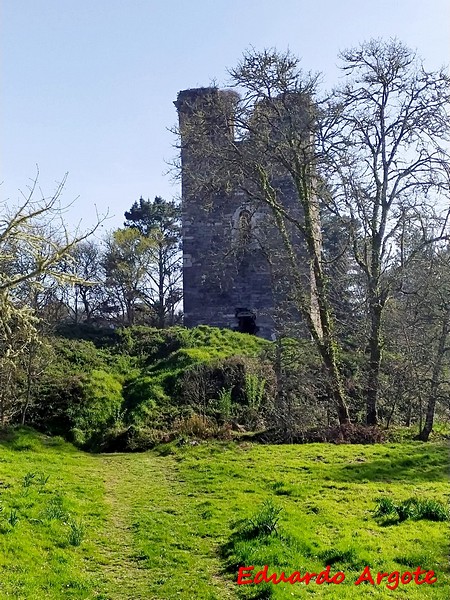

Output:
xmin=405 ymin=399 xmax=412 ymax=427
xmin=418 ymin=394 xmax=437 ymax=442
xmin=21 ymin=351 xmax=34 ymax=426
xmin=299 ymin=174 xmax=351 ymax=426
xmin=81 ymin=291 xmax=92 ymax=324
xmin=366 ymin=297 xmax=382 ymax=425
xmin=418 ymin=315 xmax=449 ymax=441
xmin=158 ymin=245 xmax=165 ymax=328
xmin=386 ymin=397 xmax=397 ymax=429
xmin=318 ymin=340 xmax=351 ymax=425
xmin=74 ymin=286 xmax=79 ymax=324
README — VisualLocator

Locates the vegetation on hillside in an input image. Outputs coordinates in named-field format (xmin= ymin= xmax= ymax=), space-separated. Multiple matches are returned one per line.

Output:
xmin=0 ymin=320 xmax=445 ymax=451
xmin=23 ymin=325 xmax=273 ymax=451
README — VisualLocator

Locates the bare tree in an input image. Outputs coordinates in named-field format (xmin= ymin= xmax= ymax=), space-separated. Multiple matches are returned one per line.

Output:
xmin=0 ymin=172 xmax=104 ymax=293
xmin=0 ymin=171 xmax=106 ymax=424
xmin=323 ymin=39 xmax=450 ymax=425
xmin=71 ymin=240 xmax=105 ymax=324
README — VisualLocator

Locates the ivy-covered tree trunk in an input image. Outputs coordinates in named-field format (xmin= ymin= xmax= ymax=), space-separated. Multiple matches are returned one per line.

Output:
xmin=262 ymin=168 xmax=351 ymax=425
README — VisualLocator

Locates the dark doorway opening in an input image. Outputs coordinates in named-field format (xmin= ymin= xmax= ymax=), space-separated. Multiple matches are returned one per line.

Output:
xmin=235 ymin=308 xmax=259 ymax=335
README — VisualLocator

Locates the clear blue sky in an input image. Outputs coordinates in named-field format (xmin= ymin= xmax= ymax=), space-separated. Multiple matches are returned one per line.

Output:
xmin=2 ymin=0 xmax=449 ymax=232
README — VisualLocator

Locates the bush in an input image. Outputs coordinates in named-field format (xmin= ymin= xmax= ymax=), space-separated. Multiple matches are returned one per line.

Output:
xmin=27 ymin=336 xmax=135 ymax=437
xmin=217 ymin=387 xmax=233 ymax=423
xmin=179 ymin=356 xmax=275 ymax=429
xmin=95 ymin=424 xmax=167 ymax=452
xmin=29 ymin=375 xmax=86 ymax=436
xmin=49 ymin=338 xmax=107 ymax=369
xmin=116 ymin=326 xmax=188 ymax=363
xmin=253 ymin=423 xmax=386 ymax=445
xmin=26 ymin=325 xmax=273 ymax=447
xmin=54 ymin=323 xmax=119 ymax=348
xmin=238 ymin=500 xmax=283 ymax=539
xmin=122 ymin=376 xmax=168 ymax=426
xmin=68 ymin=369 xmax=123 ymax=444
xmin=172 ymin=415 xmax=219 ymax=440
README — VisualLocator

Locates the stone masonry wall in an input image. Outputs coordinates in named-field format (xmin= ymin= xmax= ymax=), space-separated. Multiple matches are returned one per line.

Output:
xmin=175 ymin=87 xmax=312 ymax=340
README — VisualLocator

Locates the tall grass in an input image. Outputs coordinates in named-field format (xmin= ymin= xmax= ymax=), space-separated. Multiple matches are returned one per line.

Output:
xmin=374 ymin=496 xmax=450 ymax=522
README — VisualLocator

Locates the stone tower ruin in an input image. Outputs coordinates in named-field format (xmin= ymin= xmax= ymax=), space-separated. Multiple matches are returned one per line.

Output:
xmin=175 ymin=87 xmax=317 ymax=340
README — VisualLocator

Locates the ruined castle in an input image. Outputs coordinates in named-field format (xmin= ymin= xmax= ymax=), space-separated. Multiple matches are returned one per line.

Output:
xmin=175 ymin=87 xmax=316 ymax=340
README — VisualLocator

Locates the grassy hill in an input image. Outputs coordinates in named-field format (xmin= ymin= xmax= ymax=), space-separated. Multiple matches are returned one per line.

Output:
xmin=33 ymin=325 xmax=273 ymax=451
xmin=0 ymin=428 xmax=448 ymax=599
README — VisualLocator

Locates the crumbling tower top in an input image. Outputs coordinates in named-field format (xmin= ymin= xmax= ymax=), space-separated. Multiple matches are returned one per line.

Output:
xmin=174 ymin=87 xmax=240 ymax=143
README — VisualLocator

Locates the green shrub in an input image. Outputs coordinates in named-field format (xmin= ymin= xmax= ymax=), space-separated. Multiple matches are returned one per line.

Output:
xmin=173 ymin=415 xmax=219 ymax=439
xmin=90 ymin=423 xmax=169 ymax=453
xmin=116 ymin=326 xmax=188 ymax=362
xmin=26 ymin=325 xmax=275 ymax=447
xmin=125 ymin=426 xmax=167 ymax=451
xmin=70 ymin=427 xmax=86 ymax=446
xmin=29 ymin=374 xmax=86 ymax=436
xmin=245 ymin=374 xmax=266 ymax=410
xmin=217 ymin=387 xmax=233 ymax=422
xmin=122 ymin=376 xmax=166 ymax=426
xmin=54 ymin=323 xmax=119 ymax=348
xmin=50 ymin=338 xmax=105 ymax=370
xmin=27 ymin=335 xmax=137 ymax=435
xmin=68 ymin=369 xmax=123 ymax=443
xmin=178 ymin=356 xmax=275 ymax=429
xmin=236 ymin=500 xmax=282 ymax=540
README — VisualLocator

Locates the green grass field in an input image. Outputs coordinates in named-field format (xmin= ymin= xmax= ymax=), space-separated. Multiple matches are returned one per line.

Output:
xmin=0 ymin=428 xmax=448 ymax=599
